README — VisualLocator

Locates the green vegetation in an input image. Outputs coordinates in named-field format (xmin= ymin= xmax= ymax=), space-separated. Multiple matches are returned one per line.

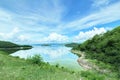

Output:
xmin=0 ymin=40 xmax=32 ymax=48
xmin=0 ymin=51 xmax=82 ymax=80
xmin=0 ymin=41 xmax=32 ymax=54
xmin=72 ymin=26 xmax=120 ymax=78
xmin=0 ymin=51 xmax=118 ymax=80
xmin=0 ymin=36 xmax=119 ymax=80
xmin=80 ymin=70 xmax=105 ymax=80
xmin=0 ymin=41 xmax=19 ymax=48
xmin=65 ymin=43 xmax=79 ymax=47
xmin=41 ymin=44 xmax=51 ymax=46
xmin=20 ymin=45 xmax=33 ymax=49
xmin=26 ymin=54 xmax=43 ymax=65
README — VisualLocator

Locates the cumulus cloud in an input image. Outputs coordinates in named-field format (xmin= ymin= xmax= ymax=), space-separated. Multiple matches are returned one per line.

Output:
xmin=0 ymin=27 xmax=30 ymax=43
xmin=39 ymin=33 xmax=68 ymax=43
xmin=0 ymin=27 xmax=19 ymax=40
xmin=17 ymin=35 xmax=29 ymax=42
xmin=74 ymin=27 xmax=107 ymax=43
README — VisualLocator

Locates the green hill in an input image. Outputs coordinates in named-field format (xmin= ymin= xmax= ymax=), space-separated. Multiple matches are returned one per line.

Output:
xmin=0 ymin=41 xmax=19 ymax=48
xmin=73 ymin=26 xmax=120 ymax=72
xmin=0 ymin=41 xmax=32 ymax=48
xmin=0 ymin=41 xmax=32 ymax=54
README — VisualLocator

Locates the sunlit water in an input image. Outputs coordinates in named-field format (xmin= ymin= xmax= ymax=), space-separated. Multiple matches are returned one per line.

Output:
xmin=11 ymin=44 xmax=81 ymax=70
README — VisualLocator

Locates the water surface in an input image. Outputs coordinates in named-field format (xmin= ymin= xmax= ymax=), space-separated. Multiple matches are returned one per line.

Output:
xmin=11 ymin=44 xmax=81 ymax=70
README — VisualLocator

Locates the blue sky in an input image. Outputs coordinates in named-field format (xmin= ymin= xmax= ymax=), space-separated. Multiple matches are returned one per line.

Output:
xmin=0 ymin=0 xmax=120 ymax=44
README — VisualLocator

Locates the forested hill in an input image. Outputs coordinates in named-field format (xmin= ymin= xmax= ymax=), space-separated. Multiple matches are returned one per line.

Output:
xmin=0 ymin=41 xmax=19 ymax=48
xmin=72 ymin=26 xmax=120 ymax=71
xmin=0 ymin=41 xmax=32 ymax=48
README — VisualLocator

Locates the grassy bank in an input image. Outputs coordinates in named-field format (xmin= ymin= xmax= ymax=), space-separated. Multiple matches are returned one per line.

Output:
xmin=0 ymin=51 xmax=82 ymax=80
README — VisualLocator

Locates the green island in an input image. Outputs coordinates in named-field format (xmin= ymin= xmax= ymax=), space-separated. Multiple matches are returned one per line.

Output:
xmin=0 ymin=26 xmax=120 ymax=80
xmin=41 ymin=44 xmax=51 ymax=46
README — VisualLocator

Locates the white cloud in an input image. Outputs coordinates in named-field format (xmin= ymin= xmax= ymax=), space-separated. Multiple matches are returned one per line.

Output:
xmin=73 ymin=27 xmax=107 ymax=43
xmin=58 ymin=2 xmax=120 ymax=33
xmin=0 ymin=1 xmax=119 ymax=44
xmin=0 ymin=27 xmax=30 ymax=43
xmin=17 ymin=35 xmax=29 ymax=41
xmin=24 ymin=0 xmax=65 ymax=24
xmin=39 ymin=33 xmax=68 ymax=43
xmin=0 ymin=27 xmax=20 ymax=40
xmin=0 ymin=0 xmax=66 ymax=40
xmin=92 ymin=0 xmax=111 ymax=8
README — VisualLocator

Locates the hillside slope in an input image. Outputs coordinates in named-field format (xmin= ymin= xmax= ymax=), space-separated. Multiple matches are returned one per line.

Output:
xmin=0 ymin=41 xmax=19 ymax=48
xmin=0 ymin=41 xmax=32 ymax=54
xmin=0 ymin=41 xmax=32 ymax=48
xmin=73 ymin=26 xmax=120 ymax=71
xmin=0 ymin=51 xmax=82 ymax=80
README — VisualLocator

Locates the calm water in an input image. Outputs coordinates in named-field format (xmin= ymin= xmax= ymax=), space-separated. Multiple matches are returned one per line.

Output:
xmin=11 ymin=44 xmax=81 ymax=70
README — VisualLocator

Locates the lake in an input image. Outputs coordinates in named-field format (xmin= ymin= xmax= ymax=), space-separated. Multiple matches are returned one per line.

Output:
xmin=11 ymin=44 xmax=82 ymax=70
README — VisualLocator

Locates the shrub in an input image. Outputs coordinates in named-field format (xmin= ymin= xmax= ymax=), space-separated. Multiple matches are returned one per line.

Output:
xmin=55 ymin=63 xmax=60 ymax=68
xmin=27 ymin=54 xmax=43 ymax=65
xmin=81 ymin=71 xmax=105 ymax=80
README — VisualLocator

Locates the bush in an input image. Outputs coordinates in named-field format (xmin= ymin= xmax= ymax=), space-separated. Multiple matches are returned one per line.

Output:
xmin=55 ymin=63 xmax=60 ymax=68
xmin=81 ymin=71 xmax=105 ymax=80
xmin=27 ymin=54 xmax=43 ymax=65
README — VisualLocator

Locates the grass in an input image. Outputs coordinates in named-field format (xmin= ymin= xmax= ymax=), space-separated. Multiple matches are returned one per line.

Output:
xmin=0 ymin=51 xmax=119 ymax=80
xmin=0 ymin=51 xmax=81 ymax=80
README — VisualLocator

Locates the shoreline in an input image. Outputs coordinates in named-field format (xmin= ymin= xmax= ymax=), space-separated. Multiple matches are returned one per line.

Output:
xmin=71 ymin=50 xmax=111 ymax=73
xmin=71 ymin=50 xmax=93 ymax=70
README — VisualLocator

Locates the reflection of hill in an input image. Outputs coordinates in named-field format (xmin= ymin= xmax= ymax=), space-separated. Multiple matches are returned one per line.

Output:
xmin=0 ymin=48 xmax=32 ymax=54
xmin=41 ymin=44 xmax=51 ymax=46
xmin=32 ymin=43 xmax=65 ymax=47
xmin=0 ymin=41 xmax=32 ymax=54
xmin=0 ymin=48 xmax=20 ymax=54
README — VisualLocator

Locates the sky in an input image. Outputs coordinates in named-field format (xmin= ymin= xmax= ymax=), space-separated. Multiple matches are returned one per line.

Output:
xmin=0 ymin=0 xmax=120 ymax=44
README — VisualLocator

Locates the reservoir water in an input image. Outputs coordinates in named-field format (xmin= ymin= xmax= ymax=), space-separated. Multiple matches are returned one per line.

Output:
xmin=11 ymin=44 xmax=81 ymax=70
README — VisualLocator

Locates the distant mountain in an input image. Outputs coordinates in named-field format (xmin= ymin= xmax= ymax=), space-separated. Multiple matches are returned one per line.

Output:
xmin=32 ymin=43 xmax=65 ymax=46
xmin=65 ymin=43 xmax=79 ymax=47
xmin=72 ymin=26 xmax=120 ymax=71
